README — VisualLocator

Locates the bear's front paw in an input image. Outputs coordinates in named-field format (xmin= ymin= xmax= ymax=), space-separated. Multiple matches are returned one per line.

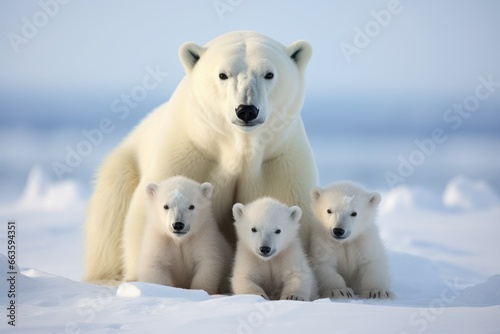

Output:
xmin=361 ymin=290 xmax=394 ymax=299
xmin=260 ymin=294 xmax=270 ymax=300
xmin=281 ymin=295 xmax=305 ymax=301
xmin=329 ymin=288 xmax=354 ymax=299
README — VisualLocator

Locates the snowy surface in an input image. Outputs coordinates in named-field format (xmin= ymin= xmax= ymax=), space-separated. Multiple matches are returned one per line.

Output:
xmin=1 ymin=167 xmax=499 ymax=333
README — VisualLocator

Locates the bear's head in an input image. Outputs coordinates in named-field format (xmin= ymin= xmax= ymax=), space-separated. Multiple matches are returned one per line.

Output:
xmin=146 ymin=176 xmax=213 ymax=241
xmin=311 ymin=182 xmax=381 ymax=243
xmin=232 ymin=197 xmax=302 ymax=260
xmin=178 ymin=31 xmax=312 ymax=134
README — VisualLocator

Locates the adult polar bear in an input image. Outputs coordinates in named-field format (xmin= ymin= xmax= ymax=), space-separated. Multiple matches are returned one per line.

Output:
xmin=84 ymin=31 xmax=318 ymax=282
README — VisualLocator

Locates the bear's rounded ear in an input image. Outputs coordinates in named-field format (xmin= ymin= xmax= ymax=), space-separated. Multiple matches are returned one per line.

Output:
xmin=310 ymin=187 xmax=322 ymax=201
xmin=289 ymin=206 xmax=302 ymax=223
xmin=369 ymin=192 xmax=382 ymax=207
xmin=286 ymin=40 xmax=312 ymax=71
xmin=200 ymin=182 xmax=213 ymax=199
xmin=146 ymin=183 xmax=158 ymax=199
xmin=179 ymin=42 xmax=206 ymax=73
xmin=232 ymin=203 xmax=245 ymax=222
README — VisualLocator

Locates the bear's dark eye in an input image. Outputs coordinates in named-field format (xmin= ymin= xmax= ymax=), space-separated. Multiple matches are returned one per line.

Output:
xmin=275 ymin=229 xmax=281 ymax=234
xmin=163 ymin=205 xmax=169 ymax=210
xmin=351 ymin=212 xmax=357 ymax=217
xmin=251 ymin=227 xmax=257 ymax=233
xmin=219 ymin=73 xmax=228 ymax=80
xmin=189 ymin=205 xmax=195 ymax=210
xmin=264 ymin=72 xmax=274 ymax=80
xmin=327 ymin=209 xmax=332 ymax=214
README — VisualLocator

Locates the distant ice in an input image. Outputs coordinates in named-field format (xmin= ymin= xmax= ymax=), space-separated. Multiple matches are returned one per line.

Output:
xmin=443 ymin=175 xmax=500 ymax=211
xmin=454 ymin=275 xmax=500 ymax=306
xmin=0 ymin=165 xmax=85 ymax=214
xmin=380 ymin=185 xmax=444 ymax=213
xmin=381 ymin=175 xmax=500 ymax=213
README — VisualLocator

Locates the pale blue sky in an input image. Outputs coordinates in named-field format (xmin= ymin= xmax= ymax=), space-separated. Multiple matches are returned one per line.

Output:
xmin=1 ymin=0 xmax=499 ymax=95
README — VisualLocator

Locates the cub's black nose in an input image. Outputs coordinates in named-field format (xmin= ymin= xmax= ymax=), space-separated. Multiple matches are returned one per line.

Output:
xmin=235 ymin=105 xmax=259 ymax=124
xmin=173 ymin=222 xmax=185 ymax=231
xmin=259 ymin=246 xmax=271 ymax=255
xmin=333 ymin=228 xmax=345 ymax=237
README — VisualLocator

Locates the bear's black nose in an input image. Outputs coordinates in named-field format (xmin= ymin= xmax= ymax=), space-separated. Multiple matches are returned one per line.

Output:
xmin=259 ymin=246 xmax=271 ymax=255
xmin=173 ymin=222 xmax=185 ymax=231
xmin=333 ymin=228 xmax=345 ymax=237
xmin=235 ymin=105 xmax=259 ymax=124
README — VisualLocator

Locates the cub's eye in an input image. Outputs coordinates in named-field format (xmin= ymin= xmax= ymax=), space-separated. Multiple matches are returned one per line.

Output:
xmin=163 ymin=205 xmax=169 ymax=210
xmin=264 ymin=72 xmax=274 ymax=80
xmin=219 ymin=73 xmax=228 ymax=80
xmin=351 ymin=212 xmax=357 ymax=217
xmin=251 ymin=227 xmax=257 ymax=233
xmin=327 ymin=209 xmax=332 ymax=214
xmin=189 ymin=205 xmax=195 ymax=210
xmin=275 ymin=229 xmax=281 ymax=234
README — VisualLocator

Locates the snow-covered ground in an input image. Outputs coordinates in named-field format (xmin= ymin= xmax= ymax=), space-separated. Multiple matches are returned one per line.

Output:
xmin=1 ymin=166 xmax=499 ymax=333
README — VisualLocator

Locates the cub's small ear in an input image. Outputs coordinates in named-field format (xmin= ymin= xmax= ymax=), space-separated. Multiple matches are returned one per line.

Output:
xmin=232 ymin=203 xmax=245 ymax=222
xmin=179 ymin=42 xmax=206 ymax=73
xmin=289 ymin=206 xmax=302 ymax=223
xmin=146 ymin=183 xmax=158 ymax=199
xmin=369 ymin=192 xmax=382 ymax=207
xmin=200 ymin=182 xmax=213 ymax=199
xmin=286 ymin=40 xmax=312 ymax=71
xmin=310 ymin=187 xmax=322 ymax=201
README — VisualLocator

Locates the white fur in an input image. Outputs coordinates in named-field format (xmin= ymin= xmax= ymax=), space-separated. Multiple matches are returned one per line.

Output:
xmin=84 ymin=31 xmax=317 ymax=283
xmin=310 ymin=181 xmax=394 ymax=299
xmin=231 ymin=197 xmax=317 ymax=301
xmin=138 ymin=176 xmax=231 ymax=294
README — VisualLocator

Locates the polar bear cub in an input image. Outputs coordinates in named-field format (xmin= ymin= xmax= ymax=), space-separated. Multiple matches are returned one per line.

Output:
xmin=310 ymin=181 xmax=394 ymax=299
xmin=138 ymin=176 xmax=231 ymax=294
xmin=231 ymin=197 xmax=317 ymax=301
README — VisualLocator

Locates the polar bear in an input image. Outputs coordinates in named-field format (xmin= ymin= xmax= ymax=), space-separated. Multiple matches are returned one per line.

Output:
xmin=309 ymin=181 xmax=394 ymax=299
xmin=231 ymin=197 xmax=317 ymax=301
xmin=138 ymin=176 xmax=231 ymax=294
xmin=84 ymin=31 xmax=317 ymax=283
